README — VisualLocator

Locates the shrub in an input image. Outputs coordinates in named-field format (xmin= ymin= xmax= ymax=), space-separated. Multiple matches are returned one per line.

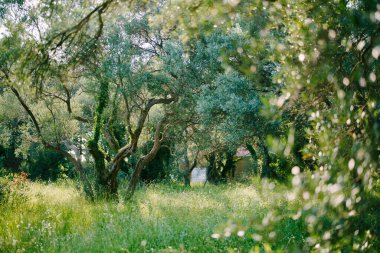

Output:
xmin=0 ymin=175 xmax=11 ymax=203
xmin=0 ymin=172 xmax=29 ymax=205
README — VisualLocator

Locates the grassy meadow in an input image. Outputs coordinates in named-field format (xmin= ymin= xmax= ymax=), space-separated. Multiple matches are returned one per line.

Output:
xmin=0 ymin=179 xmax=306 ymax=252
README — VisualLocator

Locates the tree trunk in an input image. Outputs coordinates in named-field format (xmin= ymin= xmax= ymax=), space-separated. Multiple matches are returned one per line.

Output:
xmin=221 ymin=151 xmax=235 ymax=180
xmin=126 ymin=145 xmax=162 ymax=200
xmin=88 ymin=144 xmax=118 ymax=199
xmin=184 ymin=160 xmax=197 ymax=187
xmin=125 ymin=116 xmax=166 ymax=200
xmin=125 ymin=158 xmax=146 ymax=200
xmin=259 ymin=140 xmax=273 ymax=178
xmin=184 ymin=170 xmax=191 ymax=187
xmin=207 ymin=153 xmax=219 ymax=183
xmin=182 ymin=147 xmax=194 ymax=187
xmin=88 ymin=79 xmax=113 ymax=198
xmin=246 ymin=143 xmax=259 ymax=175
xmin=107 ymin=165 xmax=119 ymax=198
xmin=88 ymin=142 xmax=111 ymax=198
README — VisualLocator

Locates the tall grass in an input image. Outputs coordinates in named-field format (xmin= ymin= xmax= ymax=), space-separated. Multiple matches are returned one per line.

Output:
xmin=0 ymin=179 xmax=306 ymax=252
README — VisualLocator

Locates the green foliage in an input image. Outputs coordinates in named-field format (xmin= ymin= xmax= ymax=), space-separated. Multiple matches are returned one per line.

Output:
xmin=0 ymin=172 xmax=29 ymax=206
xmin=140 ymin=145 xmax=171 ymax=182
xmin=0 ymin=118 xmax=70 ymax=180
xmin=0 ymin=121 xmax=22 ymax=173
xmin=21 ymin=144 xmax=72 ymax=181
xmin=268 ymin=156 xmax=292 ymax=182
xmin=197 ymin=72 xmax=263 ymax=147
xmin=0 ymin=175 xmax=10 ymax=203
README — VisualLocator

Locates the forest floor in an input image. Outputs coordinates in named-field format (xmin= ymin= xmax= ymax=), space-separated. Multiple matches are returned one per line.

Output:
xmin=0 ymin=179 xmax=306 ymax=252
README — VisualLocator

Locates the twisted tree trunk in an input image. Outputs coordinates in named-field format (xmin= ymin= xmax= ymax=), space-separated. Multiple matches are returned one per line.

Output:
xmin=125 ymin=116 xmax=167 ymax=200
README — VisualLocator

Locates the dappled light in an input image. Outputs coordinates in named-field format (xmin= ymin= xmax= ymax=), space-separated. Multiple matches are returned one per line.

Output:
xmin=1 ymin=0 xmax=380 ymax=252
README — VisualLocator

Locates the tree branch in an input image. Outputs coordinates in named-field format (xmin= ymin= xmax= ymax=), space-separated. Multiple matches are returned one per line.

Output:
xmin=107 ymin=96 xmax=177 ymax=176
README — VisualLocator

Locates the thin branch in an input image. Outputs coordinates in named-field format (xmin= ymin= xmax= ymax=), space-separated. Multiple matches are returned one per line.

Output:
xmin=46 ymin=0 xmax=115 ymax=51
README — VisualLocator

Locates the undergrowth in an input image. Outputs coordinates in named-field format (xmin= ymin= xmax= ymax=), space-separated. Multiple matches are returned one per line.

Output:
xmin=0 ymin=178 xmax=305 ymax=252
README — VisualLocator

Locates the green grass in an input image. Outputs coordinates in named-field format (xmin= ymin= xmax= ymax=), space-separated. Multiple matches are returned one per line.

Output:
xmin=0 ymin=179 xmax=305 ymax=252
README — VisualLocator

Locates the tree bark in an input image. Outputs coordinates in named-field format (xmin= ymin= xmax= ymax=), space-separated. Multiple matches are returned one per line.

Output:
xmin=107 ymin=97 xmax=176 ymax=177
xmin=259 ymin=139 xmax=273 ymax=178
xmin=206 ymin=152 xmax=220 ymax=183
xmin=184 ymin=170 xmax=191 ymax=187
xmin=125 ymin=116 xmax=167 ymax=200
xmin=221 ymin=151 xmax=235 ymax=180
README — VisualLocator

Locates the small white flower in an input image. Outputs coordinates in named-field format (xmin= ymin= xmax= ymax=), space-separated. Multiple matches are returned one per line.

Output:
xmin=298 ymin=53 xmax=306 ymax=62
xmin=237 ymin=230 xmax=245 ymax=237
